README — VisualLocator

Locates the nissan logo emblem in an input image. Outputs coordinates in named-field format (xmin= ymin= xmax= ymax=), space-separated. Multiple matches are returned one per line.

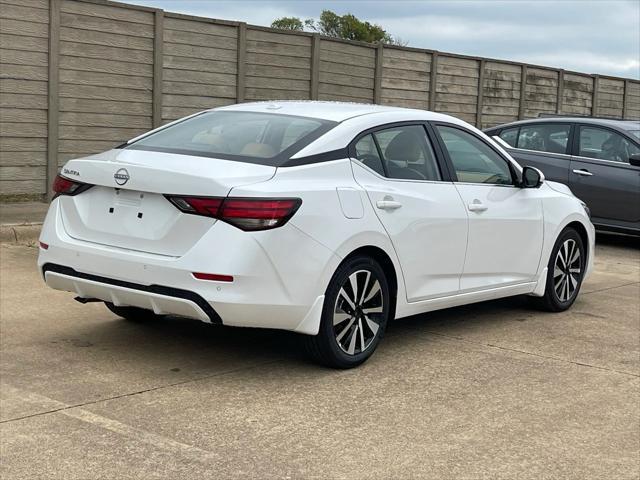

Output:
xmin=114 ymin=168 xmax=130 ymax=186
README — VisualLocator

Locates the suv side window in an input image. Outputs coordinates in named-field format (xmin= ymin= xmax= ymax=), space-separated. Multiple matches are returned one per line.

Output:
xmin=578 ymin=126 xmax=640 ymax=163
xmin=517 ymin=123 xmax=571 ymax=154
xmin=498 ymin=127 xmax=519 ymax=147
xmin=372 ymin=125 xmax=441 ymax=181
xmin=354 ymin=134 xmax=385 ymax=176
xmin=436 ymin=125 xmax=513 ymax=185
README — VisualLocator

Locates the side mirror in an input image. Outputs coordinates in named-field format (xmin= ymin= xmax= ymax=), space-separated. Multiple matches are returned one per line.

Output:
xmin=521 ymin=166 xmax=544 ymax=188
xmin=629 ymin=153 xmax=640 ymax=167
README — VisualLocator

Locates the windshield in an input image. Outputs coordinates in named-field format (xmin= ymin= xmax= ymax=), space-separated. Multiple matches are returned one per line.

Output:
xmin=125 ymin=111 xmax=336 ymax=165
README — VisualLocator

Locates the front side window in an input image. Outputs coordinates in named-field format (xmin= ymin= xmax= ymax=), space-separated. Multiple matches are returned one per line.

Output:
xmin=499 ymin=127 xmax=519 ymax=147
xmin=373 ymin=125 xmax=441 ymax=181
xmin=578 ymin=126 xmax=640 ymax=163
xmin=126 ymin=111 xmax=334 ymax=166
xmin=436 ymin=125 xmax=513 ymax=185
xmin=517 ymin=123 xmax=571 ymax=154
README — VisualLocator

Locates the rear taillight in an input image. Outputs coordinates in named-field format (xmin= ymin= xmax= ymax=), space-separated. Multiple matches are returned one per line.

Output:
xmin=52 ymin=175 xmax=91 ymax=198
xmin=166 ymin=196 xmax=301 ymax=231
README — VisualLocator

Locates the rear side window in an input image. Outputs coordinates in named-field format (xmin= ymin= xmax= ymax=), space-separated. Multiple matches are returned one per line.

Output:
xmin=436 ymin=125 xmax=513 ymax=185
xmin=374 ymin=125 xmax=441 ymax=181
xmin=517 ymin=123 xmax=571 ymax=154
xmin=126 ymin=111 xmax=335 ymax=166
xmin=354 ymin=134 xmax=385 ymax=176
xmin=498 ymin=127 xmax=519 ymax=147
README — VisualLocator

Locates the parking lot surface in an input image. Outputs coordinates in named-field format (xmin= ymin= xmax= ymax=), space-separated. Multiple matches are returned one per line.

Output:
xmin=1 ymin=235 xmax=638 ymax=479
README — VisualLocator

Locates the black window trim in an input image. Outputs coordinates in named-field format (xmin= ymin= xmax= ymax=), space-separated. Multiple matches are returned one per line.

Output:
xmin=347 ymin=120 xmax=454 ymax=182
xmin=430 ymin=121 xmax=522 ymax=187
xmin=571 ymin=123 xmax=640 ymax=166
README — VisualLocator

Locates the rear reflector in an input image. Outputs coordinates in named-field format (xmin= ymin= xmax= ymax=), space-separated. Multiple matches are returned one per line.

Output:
xmin=166 ymin=196 xmax=301 ymax=231
xmin=192 ymin=272 xmax=234 ymax=282
xmin=39 ymin=241 xmax=49 ymax=250
xmin=52 ymin=174 xmax=92 ymax=198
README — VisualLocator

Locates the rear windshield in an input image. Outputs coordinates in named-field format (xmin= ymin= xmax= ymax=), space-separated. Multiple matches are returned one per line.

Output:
xmin=125 ymin=111 xmax=336 ymax=166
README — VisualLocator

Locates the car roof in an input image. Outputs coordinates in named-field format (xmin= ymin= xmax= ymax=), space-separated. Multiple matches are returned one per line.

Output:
xmin=214 ymin=100 xmax=452 ymax=123
xmin=485 ymin=116 xmax=640 ymax=132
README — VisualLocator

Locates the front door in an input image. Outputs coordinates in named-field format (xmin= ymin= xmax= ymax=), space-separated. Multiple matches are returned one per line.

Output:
xmin=570 ymin=125 xmax=640 ymax=228
xmin=433 ymin=123 xmax=544 ymax=292
xmin=350 ymin=125 xmax=468 ymax=302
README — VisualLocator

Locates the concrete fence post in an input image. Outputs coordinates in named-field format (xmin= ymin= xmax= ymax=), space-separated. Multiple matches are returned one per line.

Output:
xmin=518 ymin=64 xmax=528 ymax=120
xmin=46 ymin=0 xmax=61 ymax=201
xmin=310 ymin=34 xmax=320 ymax=100
xmin=476 ymin=59 xmax=485 ymax=127
xmin=556 ymin=70 xmax=565 ymax=114
xmin=374 ymin=44 xmax=383 ymax=104
xmin=429 ymin=52 xmax=438 ymax=111
xmin=592 ymin=75 xmax=600 ymax=116
xmin=236 ymin=23 xmax=247 ymax=103
xmin=152 ymin=9 xmax=164 ymax=128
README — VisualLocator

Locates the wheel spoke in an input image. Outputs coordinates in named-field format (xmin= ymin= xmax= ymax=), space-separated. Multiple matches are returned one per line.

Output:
xmin=363 ymin=280 xmax=381 ymax=304
xmin=569 ymin=267 xmax=581 ymax=274
xmin=365 ymin=315 xmax=379 ymax=336
xmin=569 ymin=273 xmax=578 ymax=290
xmin=358 ymin=318 xmax=365 ymax=353
xmin=336 ymin=318 xmax=355 ymax=342
xmin=553 ymin=265 xmax=563 ymax=278
xmin=346 ymin=322 xmax=358 ymax=355
xmin=569 ymin=246 xmax=580 ymax=265
xmin=359 ymin=271 xmax=371 ymax=305
xmin=362 ymin=305 xmax=383 ymax=314
xmin=349 ymin=273 xmax=359 ymax=306
xmin=333 ymin=311 xmax=351 ymax=326
xmin=338 ymin=287 xmax=356 ymax=311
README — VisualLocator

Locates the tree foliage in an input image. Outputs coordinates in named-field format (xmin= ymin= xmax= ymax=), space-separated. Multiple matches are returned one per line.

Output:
xmin=271 ymin=9 xmax=404 ymax=45
xmin=270 ymin=16 xmax=305 ymax=31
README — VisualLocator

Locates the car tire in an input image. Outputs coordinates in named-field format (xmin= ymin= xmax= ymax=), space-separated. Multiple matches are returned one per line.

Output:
xmin=104 ymin=302 xmax=160 ymax=322
xmin=304 ymin=255 xmax=391 ymax=369
xmin=530 ymin=227 xmax=586 ymax=312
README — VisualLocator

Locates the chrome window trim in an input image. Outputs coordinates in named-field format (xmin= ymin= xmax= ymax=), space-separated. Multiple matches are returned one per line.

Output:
xmin=350 ymin=158 xmax=450 ymax=185
xmin=507 ymin=146 xmax=573 ymax=159
xmin=570 ymin=155 xmax=635 ymax=167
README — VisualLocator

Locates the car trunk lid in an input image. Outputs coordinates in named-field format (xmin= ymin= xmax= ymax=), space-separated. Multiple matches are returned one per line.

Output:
xmin=58 ymin=149 xmax=275 ymax=256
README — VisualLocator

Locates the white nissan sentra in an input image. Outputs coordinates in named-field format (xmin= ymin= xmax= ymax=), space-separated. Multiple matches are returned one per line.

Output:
xmin=38 ymin=101 xmax=594 ymax=368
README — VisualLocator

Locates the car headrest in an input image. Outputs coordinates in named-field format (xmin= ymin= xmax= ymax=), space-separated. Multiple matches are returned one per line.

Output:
xmin=240 ymin=143 xmax=277 ymax=158
xmin=385 ymin=131 xmax=422 ymax=162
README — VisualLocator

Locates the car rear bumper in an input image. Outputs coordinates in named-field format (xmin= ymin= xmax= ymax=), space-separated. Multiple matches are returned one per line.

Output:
xmin=38 ymin=199 xmax=340 ymax=335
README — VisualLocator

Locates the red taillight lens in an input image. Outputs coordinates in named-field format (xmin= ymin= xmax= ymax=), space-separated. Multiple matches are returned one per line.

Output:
xmin=192 ymin=272 xmax=234 ymax=282
xmin=166 ymin=196 xmax=301 ymax=231
xmin=52 ymin=175 xmax=91 ymax=198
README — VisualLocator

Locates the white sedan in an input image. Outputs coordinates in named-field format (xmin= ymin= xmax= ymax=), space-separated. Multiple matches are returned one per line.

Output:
xmin=38 ymin=101 xmax=594 ymax=368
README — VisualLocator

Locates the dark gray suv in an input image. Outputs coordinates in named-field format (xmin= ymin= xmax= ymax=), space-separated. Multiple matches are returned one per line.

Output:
xmin=485 ymin=117 xmax=640 ymax=235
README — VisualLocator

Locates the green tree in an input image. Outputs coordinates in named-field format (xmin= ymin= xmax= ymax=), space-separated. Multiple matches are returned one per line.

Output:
xmin=271 ymin=9 xmax=404 ymax=45
xmin=270 ymin=16 xmax=305 ymax=31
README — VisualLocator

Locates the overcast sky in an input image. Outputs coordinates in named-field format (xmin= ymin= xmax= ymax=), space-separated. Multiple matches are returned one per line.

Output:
xmin=122 ymin=0 xmax=640 ymax=79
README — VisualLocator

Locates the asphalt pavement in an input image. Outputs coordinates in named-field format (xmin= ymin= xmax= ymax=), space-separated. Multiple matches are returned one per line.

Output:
xmin=0 ymin=235 xmax=638 ymax=479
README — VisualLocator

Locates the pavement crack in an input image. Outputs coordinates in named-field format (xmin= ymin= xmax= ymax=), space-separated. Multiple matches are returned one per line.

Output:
xmin=0 ymin=360 xmax=279 ymax=425
xmin=424 ymin=331 xmax=640 ymax=378
xmin=582 ymin=281 xmax=639 ymax=295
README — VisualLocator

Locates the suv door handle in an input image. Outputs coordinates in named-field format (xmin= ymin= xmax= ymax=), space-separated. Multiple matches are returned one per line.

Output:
xmin=572 ymin=169 xmax=593 ymax=177
xmin=376 ymin=199 xmax=402 ymax=210
xmin=468 ymin=201 xmax=488 ymax=212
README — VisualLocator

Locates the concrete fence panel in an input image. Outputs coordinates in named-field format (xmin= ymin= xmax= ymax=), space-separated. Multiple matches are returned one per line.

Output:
xmin=0 ymin=0 xmax=639 ymax=200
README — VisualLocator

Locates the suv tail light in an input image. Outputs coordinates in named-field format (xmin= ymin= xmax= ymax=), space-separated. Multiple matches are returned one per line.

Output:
xmin=52 ymin=175 xmax=92 ymax=198
xmin=166 ymin=196 xmax=301 ymax=231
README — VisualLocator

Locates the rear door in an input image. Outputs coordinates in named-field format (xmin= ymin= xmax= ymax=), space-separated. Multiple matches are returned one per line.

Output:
xmin=433 ymin=123 xmax=544 ymax=292
xmin=350 ymin=124 xmax=468 ymax=302
xmin=569 ymin=124 xmax=640 ymax=227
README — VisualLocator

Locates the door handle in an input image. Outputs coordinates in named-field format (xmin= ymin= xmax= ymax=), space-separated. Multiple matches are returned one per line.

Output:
xmin=572 ymin=169 xmax=593 ymax=177
xmin=376 ymin=199 xmax=402 ymax=210
xmin=468 ymin=201 xmax=488 ymax=212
